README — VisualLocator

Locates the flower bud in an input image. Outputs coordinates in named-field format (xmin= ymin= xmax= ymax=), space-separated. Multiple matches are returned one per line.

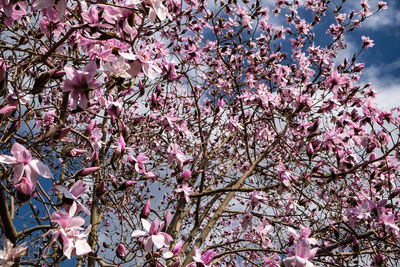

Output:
xmin=117 ymin=243 xmax=128 ymax=258
xmin=306 ymin=143 xmax=314 ymax=158
xmin=140 ymin=201 xmax=150 ymax=219
xmin=180 ymin=169 xmax=191 ymax=181
xmin=78 ymin=166 xmax=100 ymax=176
xmin=15 ymin=178 xmax=35 ymax=202
xmin=96 ymin=180 xmax=105 ymax=197
xmin=375 ymin=252 xmax=384 ymax=265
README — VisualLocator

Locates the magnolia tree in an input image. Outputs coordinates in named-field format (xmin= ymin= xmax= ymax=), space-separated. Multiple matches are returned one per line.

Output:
xmin=0 ymin=0 xmax=397 ymax=266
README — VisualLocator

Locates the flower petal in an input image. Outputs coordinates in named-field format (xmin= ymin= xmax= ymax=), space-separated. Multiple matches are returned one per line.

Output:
xmin=152 ymin=234 xmax=165 ymax=249
xmin=75 ymin=239 xmax=92 ymax=256
xmin=131 ymin=230 xmax=147 ymax=237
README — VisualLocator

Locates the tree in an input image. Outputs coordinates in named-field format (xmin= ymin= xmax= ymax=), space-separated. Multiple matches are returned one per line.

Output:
xmin=0 ymin=0 xmax=396 ymax=266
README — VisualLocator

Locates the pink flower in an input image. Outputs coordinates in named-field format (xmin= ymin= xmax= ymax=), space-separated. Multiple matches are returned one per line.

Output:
xmin=256 ymin=219 xmax=273 ymax=249
xmin=131 ymin=218 xmax=173 ymax=252
xmin=0 ymin=239 xmax=27 ymax=266
xmin=69 ymin=148 xmax=87 ymax=157
xmin=180 ymin=169 xmax=192 ymax=181
xmin=188 ymin=246 xmax=216 ymax=267
xmin=140 ymin=201 xmax=151 ymax=219
xmin=0 ymin=143 xmax=52 ymax=186
xmin=78 ymin=167 xmax=100 ymax=176
xmin=130 ymin=153 xmax=149 ymax=173
xmin=33 ymin=0 xmax=67 ymax=20
xmin=102 ymin=57 xmax=132 ymax=79
xmin=50 ymin=203 xmax=92 ymax=259
xmin=146 ymin=0 xmax=172 ymax=23
xmin=282 ymin=238 xmax=318 ymax=267
xmin=120 ymin=49 xmax=161 ymax=80
xmin=117 ymin=243 xmax=128 ymax=257
xmin=380 ymin=213 xmax=399 ymax=236
xmin=361 ymin=36 xmax=374 ymax=49
xmin=167 ymin=144 xmax=185 ymax=165
xmin=377 ymin=1 xmax=388 ymax=9
xmin=62 ymin=61 xmax=101 ymax=111
xmin=175 ymin=184 xmax=195 ymax=203
xmin=15 ymin=177 xmax=35 ymax=201
xmin=51 ymin=180 xmax=90 ymax=215
xmin=249 ymin=190 xmax=267 ymax=207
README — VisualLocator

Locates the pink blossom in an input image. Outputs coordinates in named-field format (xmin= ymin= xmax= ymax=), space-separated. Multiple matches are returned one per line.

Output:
xmin=175 ymin=184 xmax=195 ymax=203
xmin=380 ymin=213 xmax=399 ymax=236
xmin=141 ymin=201 xmax=151 ymax=219
xmin=102 ymin=57 xmax=132 ymax=79
xmin=0 ymin=143 xmax=52 ymax=186
xmin=131 ymin=153 xmax=149 ymax=173
xmin=146 ymin=0 xmax=172 ymax=23
xmin=131 ymin=218 xmax=173 ymax=252
xmin=50 ymin=203 xmax=92 ymax=259
xmin=282 ymin=238 xmax=318 ymax=267
xmin=361 ymin=36 xmax=374 ymax=49
xmin=0 ymin=239 xmax=27 ymax=266
xmin=249 ymin=190 xmax=267 ymax=207
xmin=62 ymin=61 xmax=101 ymax=111
xmin=167 ymin=144 xmax=185 ymax=165
xmin=33 ymin=0 xmax=67 ymax=20
xmin=51 ymin=180 xmax=90 ymax=215
xmin=117 ymin=243 xmax=128 ymax=257
xmin=15 ymin=177 xmax=35 ymax=199
xmin=120 ymin=49 xmax=161 ymax=80
xmin=188 ymin=246 xmax=216 ymax=267
xmin=69 ymin=148 xmax=87 ymax=157
xmin=78 ymin=166 xmax=100 ymax=176
xmin=180 ymin=169 xmax=192 ymax=181
xmin=256 ymin=219 xmax=273 ymax=249
xmin=377 ymin=1 xmax=388 ymax=9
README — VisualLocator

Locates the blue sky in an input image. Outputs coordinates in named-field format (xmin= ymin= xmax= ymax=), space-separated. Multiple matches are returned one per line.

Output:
xmin=327 ymin=0 xmax=400 ymax=110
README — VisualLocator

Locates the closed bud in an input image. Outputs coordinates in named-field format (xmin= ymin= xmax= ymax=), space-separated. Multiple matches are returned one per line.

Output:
xmin=181 ymin=169 xmax=192 ymax=181
xmin=306 ymin=143 xmax=314 ymax=158
xmin=140 ymin=201 xmax=151 ymax=219
xmin=96 ymin=180 xmax=105 ymax=197
xmin=15 ymin=178 xmax=35 ymax=203
xmin=117 ymin=243 xmax=128 ymax=259
xmin=78 ymin=166 xmax=100 ymax=176
xmin=375 ymin=252 xmax=384 ymax=265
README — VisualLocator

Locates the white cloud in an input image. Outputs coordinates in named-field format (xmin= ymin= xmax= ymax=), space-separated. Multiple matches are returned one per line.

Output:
xmin=344 ymin=0 xmax=400 ymax=30
xmin=363 ymin=3 xmax=400 ymax=30
xmin=361 ymin=60 xmax=400 ymax=110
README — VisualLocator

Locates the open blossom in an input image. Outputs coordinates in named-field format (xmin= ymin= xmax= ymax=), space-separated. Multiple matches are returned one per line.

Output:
xmin=0 ymin=143 xmax=52 ymax=186
xmin=62 ymin=61 xmax=101 ymax=111
xmin=120 ymin=48 xmax=162 ymax=79
xmin=33 ymin=0 xmax=67 ymax=19
xmin=102 ymin=56 xmax=131 ymax=79
xmin=146 ymin=0 xmax=172 ymax=23
xmin=0 ymin=239 xmax=27 ymax=266
xmin=361 ymin=36 xmax=374 ymax=49
xmin=282 ymin=238 xmax=318 ymax=267
xmin=175 ymin=184 xmax=195 ymax=203
xmin=51 ymin=180 xmax=90 ymax=215
xmin=167 ymin=144 xmax=185 ymax=165
xmin=188 ymin=246 xmax=216 ymax=267
xmin=50 ymin=202 xmax=92 ymax=259
xmin=380 ymin=213 xmax=400 ymax=236
xmin=131 ymin=218 xmax=173 ymax=252
xmin=249 ymin=190 xmax=267 ymax=207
